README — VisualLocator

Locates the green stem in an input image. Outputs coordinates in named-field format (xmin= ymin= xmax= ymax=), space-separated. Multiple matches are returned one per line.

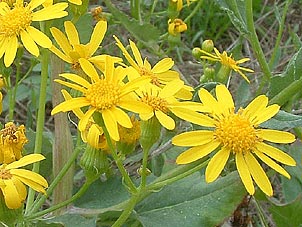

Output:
xmin=112 ymin=193 xmax=140 ymax=227
xmin=253 ymin=197 xmax=269 ymax=227
xmin=25 ymin=180 xmax=91 ymax=220
xmin=269 ymin=77 xmax=302 ymax=106
xmin=140 ymin=146 xmax=150 ymax=188
xmin=268 ymin=0 xmax=291 ymax=69
xmin=25 ymin=47 xmax=49 ymax=213
xmin=95 ymin=114 xmax=137 ymax=193
xmin=130 ymin=0 xmax=142 ymax=22
xmin=25 ymin=142 xmax=82 ymax=215
xmin=184 ymin=0 xmax=203 ymax=23
xmin=245 ymin=0 xmax=272 ymax=87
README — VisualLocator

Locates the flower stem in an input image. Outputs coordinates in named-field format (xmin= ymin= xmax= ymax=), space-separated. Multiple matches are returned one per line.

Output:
xmin=25 ymin=180 xmax=92 ymax=220
xmin=140 ymin=146 xmax=150 ymax=188
xmin=25 ymin=141 xmax=82 ymax=215
xmin=253 ymin=197 xmax=269 ymax=227
xmin=130 ymin=0 xmax=142 ymax=22
xmin=184 ymin=0 xmax=203 ymax=23
xmin=25 ymin=47 xmax=49 ymax=213
xmin=245 ymin=0 xmax=272 ymax=88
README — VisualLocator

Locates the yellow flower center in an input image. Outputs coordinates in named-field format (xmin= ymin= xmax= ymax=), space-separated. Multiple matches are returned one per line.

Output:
xmin=118 ymin=116 xmax=141 ymax=144
xmin=138 ymin=67 xmax=160 ymax=86
xmin=140 ymin=94 xmax=168 ymax=113
xmin=0 ymin=122 xmax=26 ymax=144
xmin=0 ymin=166 xmax=12 ymax=180
xmin=219 ymin=52 xmax=237 ymax=70
xmin=0 ymin=3 xmax=32 ymax=37
xmin=213 ymin=111 xmax=261 ymax=153
xmin=85 ymin=79 xmax=121 ymax=110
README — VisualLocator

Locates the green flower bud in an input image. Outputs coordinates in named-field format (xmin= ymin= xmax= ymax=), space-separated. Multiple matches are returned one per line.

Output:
xmin=140 ymin=117 xmax=161 ymax=151
xmin=202 ymin=39 xmax=214 ymax=53
xmin=204 ymin=67 xmax=215 ymax=80
xmin=216 ymin=64 xmax=231 ymax=83
xmin=80 ymin=145 xmax=110 ymax=182
xmin=192 ymin=47 xmax=202 ymax=59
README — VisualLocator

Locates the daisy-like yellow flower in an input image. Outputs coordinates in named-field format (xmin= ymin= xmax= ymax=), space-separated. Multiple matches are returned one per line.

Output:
xmin=51 ymin=56 xmax=151 ymax=141
xmin=0 ymin=154 xmax=48 ymax=209
xmin=0 ymin=122 xmax=28 ymax=164
xmin=0 ymin=0 xmax=68 ymax=67
xmin=137 ymin=80 xmax=210 ymax=130
xmin=50 ymin=20 xmax=121 ymax=71
xmin=114 ymin=36 xmax=193 ymax=100
xmin=200 ymin=48 xmax=254 ymax=83
xmin=173 ymin=85 xmax=296 ymax=196
xmin=168 ymin=18 xmax=187 ymax=36
xmin=61 ymin=89 xmax=108 ymax=150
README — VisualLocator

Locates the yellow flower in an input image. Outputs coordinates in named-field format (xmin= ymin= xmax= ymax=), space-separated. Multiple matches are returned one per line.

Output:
xmin=0 ymin=122 xmax=28 ymax=164
xmin=137 ymin=80 xmax=210 ymax=130
xmin=43 ymin=0 xmax=82 ymax=6
xmin=168 ymin=18 xmax=187 ymax=36
xmin=200 ymin=48 xmax=254 ymax=83
xmin=61 ymin=89 xmax=108 ymax=150
xmin=0 ymin=154 xmax=48 ymax=209
xmin=50 ymin=20 xmax=121 ymax=71
xmin=173 ymin=85 xmax=296 ymax=196
xmin=170 ymin=0 xmax=193 ymax=11
xmin=51 ymin=56 xmax=151 ymax=141
xmin=114 ymin=36 xmax=193 ymax=100
xmin=0 ymin=0 xmax=68 ymax=67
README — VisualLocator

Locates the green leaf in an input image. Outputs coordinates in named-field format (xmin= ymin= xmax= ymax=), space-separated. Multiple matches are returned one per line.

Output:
xmin=269 ymin=195 xmax=302 ymax=227
xmin=260 ymin=110 xmax=302 ymax=130
xmin=43 ymin=214 xmax=97 ymax=227
xmin=269 ymin=47 xmax=302 ymax=98
xmin=281 ymin=144 xmax=302 ymax=202
xmin=104 ymin=0 xmax=160 ymax=44
xmin=214 ymin=0 xmax=248 ymax=34
xmin=136 ymin=171 xmax=246 ymax=227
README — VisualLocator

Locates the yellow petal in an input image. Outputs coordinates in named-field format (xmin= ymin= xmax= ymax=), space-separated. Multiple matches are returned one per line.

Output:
xmin=4 ymin=36 xmax=18 ymax=67
xmin=61 ymin=90 xmax=85 ymax=118
xmin=54 ymin=79 xmax=86 ymax=93
xmin=159 ymin=80 xmax=184 ymax=98
xmin=12 ymin=177 xmax=27 ymax=202
xmin=64 ymin=21 xmax=80 ymax=47
xmin=255 ymin=142 xmax=296 ymax=166
xmin=51 ymin=97 xmax=90 ymax=115
xmin=156 ymin=71 xmax=180 ymax=82
xmin=78 ymin=107 xmax=95 ymax=131
xmin=215 ymin=85 xmax=234 ymax=113
xmin=243 ymin=95 xmax=268 ymax=120
xmin=11 ymin=169 xmax=48 ymax=187
xmin=59 ymin=73 xmax=91 ymax=88
xmin=27 ymin=26 xmax=52 ymax=48
xmin=50 ymin=26 xmax=72 ymax=55
xmin=235 ymin=152 xmax=254 ymax=195
xmin=49 ymin=45 xmax=72 ymax=63
xmin=6 ymin=154 xmax=45 ymax=169
xmin=114 ymin=35 xmax=138 ymax=69
xmin=68 ymin=0 xmax=82 ymax=5
xmin=172 ymin=130 xmax=214 ymax=146
xmin=111 ymin=107 xmax=132 ymax=128
xmin=205 ymin=147 xmax=230 ymax=182
xmin=32 ymin=3 xmax=68 ymax=21
xmin=152 ymin=58 xmax=174 ymax=73
xmin=119 ymin=99 xmax=152 ymax=114
xmin=198 ymin=87 xmax=222 ymax=116
xmin=176 ymin=140 xmax=220 ymax=164
xmin=170 ymin=102 xmax=210 ymax=112
xmin=88 ymin=20 xmax=107 ymax=56
xmin=155 ymin=110 xmax=175 ymax=130
xmin=170 ymin=108 xmax=215 ymax=127
xmin=253 ymin=104 xmax=279 ymax=125
xmin=244 ymin=152 xmax=273 ymax=196
xmin=13 ymin=176 xmax=46 ymax=194
xmin=28 ymin=0 xmax=44 ymax=10
xmin=129 ymin=39 xmax=143 ymax=67
xmin=259 ymin=129 xmax=295 ymax=143
xmin=102 ymin=109 xmax=119 ymax=141
xmin=253 ymin=150 xmax=291 ymax=179
xmin=79 ymin=58 xmax=99 ymax=82
xmin=3 ymin=180 xmax=22 ymax=209
xmin=20 ymin=30 xmax=39 ymax=56
xmin=175 ymin=87 xmax=193 ymax=100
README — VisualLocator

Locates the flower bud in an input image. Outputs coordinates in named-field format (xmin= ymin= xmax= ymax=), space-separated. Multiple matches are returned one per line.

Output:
xmin=140 ymin=117 xmax=161 ymax=151
xmin=202 ymin=39 xmax=214 ymax=53
xmin=204 ymin=67 xmax=215 ymax=80
xmin=192 ymin=47 xmax=202 ymax=59
xmin=216 ymin=64 xmax=231 ymax=83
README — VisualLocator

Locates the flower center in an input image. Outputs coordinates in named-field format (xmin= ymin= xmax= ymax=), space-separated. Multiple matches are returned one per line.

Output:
xmin=140 ymin=94 xmax=169 ymax=113
xmin=0 ymin=166 xmax=12 ymax=180
xmin=85 ymin=79 xmax=121 ymax=110
xmin=213 ymin=111 xmax=261 ymax=153
xmin=139 ymin=67 xmax=160 ymax=86
xmin=220 ymin=52 xmax=237 ymax=69
xmin=118 ymin=116 xmax=141 ymax=144
xmin=0 ymin=3 xmax=32 ymax=37
xmin=0 ymin=122 xmax=26 ymax=144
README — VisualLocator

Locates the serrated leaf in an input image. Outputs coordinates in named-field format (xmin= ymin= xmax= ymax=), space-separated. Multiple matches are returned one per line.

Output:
xmin=214 ymin=0 xmax=248 ymax=34
xmin=136 ymin=172 xmax=246 ymax=227
xmin=269 ymin=195 xmax=302 ymax=227
xmin=104 ymin=0 xmax=160 ymax=44
xmin=260 ymin=110 xmax=302 ymax=130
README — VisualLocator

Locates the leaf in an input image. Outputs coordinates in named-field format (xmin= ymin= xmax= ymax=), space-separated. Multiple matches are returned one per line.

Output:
xmin=260 ymin=110 xmax=302 ymax=130
xmin=269 ymin=195 xmax=302 ymax=227
xmin=214 ymin=0 xmax=248 ymax=34
xmin=136 ymin=171 xmax=246 ymax=227
xmin=269 ymin=47 xmax=302 ymax=98
xmin=281 ymin=144 xmax=302 ymax=202
xmin=44 ymin=214 xmax=97 ymax=227
xmin=104 ymin=0 xmax=160 ymax=44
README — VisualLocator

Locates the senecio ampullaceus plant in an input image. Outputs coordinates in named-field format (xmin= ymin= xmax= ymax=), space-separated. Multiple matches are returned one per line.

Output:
xmin=0 ymin=0 xmax=301 ymax=226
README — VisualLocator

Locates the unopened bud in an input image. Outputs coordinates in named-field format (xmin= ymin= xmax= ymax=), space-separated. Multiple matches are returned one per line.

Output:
xmin=202 ymin=40 xmax=214 ymax=53
xmin=192 ymin=47 xmax=202 ymax=59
